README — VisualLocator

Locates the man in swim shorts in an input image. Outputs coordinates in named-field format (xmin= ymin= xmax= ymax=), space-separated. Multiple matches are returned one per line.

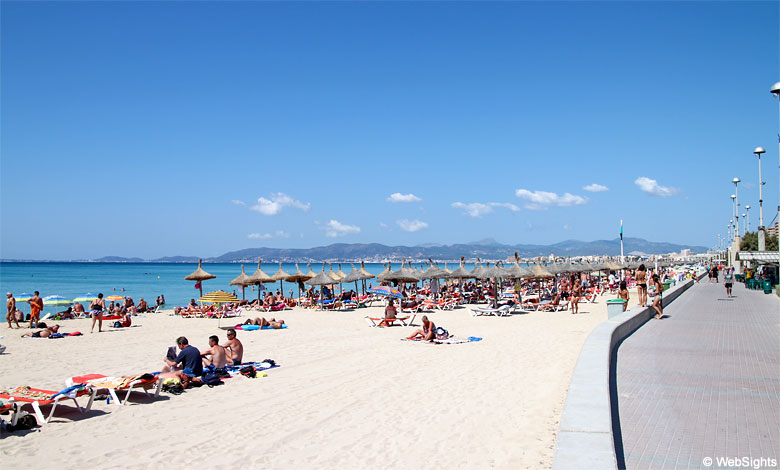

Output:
xmin=21 ymin=324 xmax=59 ymax=338
xmin=7 ymin=293 xmax=19 ymax=329
xmin=28 ymin=291 xmax=43 ymax=328
xmin=221 ymin=328 xmax=244 ymax=365
xmin=201 ymin=335 xmax=228 ymax=368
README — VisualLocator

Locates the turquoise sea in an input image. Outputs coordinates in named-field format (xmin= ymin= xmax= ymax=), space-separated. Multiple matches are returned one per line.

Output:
xmin=0 ymin=262 xmax=480 ymax=321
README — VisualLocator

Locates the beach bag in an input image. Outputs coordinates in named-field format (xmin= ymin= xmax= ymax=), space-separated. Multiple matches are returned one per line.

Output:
xmin=8 ymin=413 xmax=37 ymax=431
xmin=161 ymin=380 xmax=184 ymax=395
xmin=113 ymin=321 xmax=122 ymax=328
xmin=200 ymin=371 xmax=222 ymax=388
xmin=239 ymin=366 xmax=257 ymax=378
xmin=214 ymin=368 xmax=231 ymax=378
xmin=435 ymin=327 xmax=449 ymax=340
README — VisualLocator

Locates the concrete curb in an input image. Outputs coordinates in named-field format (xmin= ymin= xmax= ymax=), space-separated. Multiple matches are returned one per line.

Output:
xmin=552 ymin=277 xmax=698 ymax=470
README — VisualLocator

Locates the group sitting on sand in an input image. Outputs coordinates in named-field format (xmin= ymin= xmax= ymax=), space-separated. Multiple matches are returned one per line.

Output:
xmin=159 ymin=330 xmax=244 ymax=388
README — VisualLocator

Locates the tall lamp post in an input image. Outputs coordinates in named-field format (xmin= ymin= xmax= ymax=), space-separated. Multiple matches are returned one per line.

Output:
xmin=742 ymin=213 xmax=747 ymax=236
xmin=733 ymin=178 xmax=741 ymax=236
xmin=753 ymin=147 xmax=766 ymax=250
xmin=745 ymin=205 xmax=751 ymax=233
xmin=771 ymin=82 xmax=780 ymax=259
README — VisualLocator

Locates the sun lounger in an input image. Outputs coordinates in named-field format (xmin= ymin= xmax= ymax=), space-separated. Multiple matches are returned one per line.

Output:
xmin=471 ymin=305 xmax=512 ymax=317
xmin=66 ymin=374 xmax=162 ymax=406
xmin=364 ymin=315 xmax=415 ymax=327
xmin=0 ymin=385 xmax=96 ymax=424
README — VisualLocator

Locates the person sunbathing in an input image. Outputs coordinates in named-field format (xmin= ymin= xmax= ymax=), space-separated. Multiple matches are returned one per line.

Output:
xmin=22 ymin=324 xmax=60 ymax=338
xmin=378 ymin=300 xmax=397 ymax=327
xmin=73 ymin=302 xmax=85 ymax=316
xmin=201 ymin=335 xmax=228 ymax=368
xmin=243 ymin=317 xmax=285 ymax=329
xmin=221 ymin=329 xmax=243 ymax=365
xmin=136 ymin=298 xmax=148 ymax=313
xmin=406 ymin=316 xmax=435 ymax=341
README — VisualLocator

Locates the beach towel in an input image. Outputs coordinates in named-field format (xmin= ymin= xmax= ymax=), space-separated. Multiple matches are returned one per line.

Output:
xmin=231 ymin=324 xmax=288 ymax=331
xmin=402 ymin=337 xmax=481 ymax=345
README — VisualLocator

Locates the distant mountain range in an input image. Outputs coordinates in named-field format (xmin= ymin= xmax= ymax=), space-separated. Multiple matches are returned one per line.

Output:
xmin=1 ymin=237 xmax=709 ymax=263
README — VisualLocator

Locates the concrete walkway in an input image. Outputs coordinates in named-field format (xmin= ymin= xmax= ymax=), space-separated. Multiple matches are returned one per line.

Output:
xmin=615 ymin=280 xmax=780 ymax=469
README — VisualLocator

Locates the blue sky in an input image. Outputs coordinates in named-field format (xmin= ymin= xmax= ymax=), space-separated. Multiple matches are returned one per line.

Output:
xmin=1 ymin=1 xmax=778 ymax=260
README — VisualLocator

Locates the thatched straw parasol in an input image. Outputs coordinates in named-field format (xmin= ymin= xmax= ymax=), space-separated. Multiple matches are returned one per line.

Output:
xmin=448 ymin=258 xmax=473 ymax=280
xmin=246 ymin=259 xmax=274 ymax=301
xmin=271 ymin=262 xmax=291 ymax=298
xmin=306 ymin=264 xmax=338 ymax=286
xmin=305 ymin=263 xmax=317 ymax=279
xmin=470 ymin=259 xmax=487 ymax=279
xmin=229 ymin=264 xmax=252 ymax=299
xmin=284 ymin=263 xmax=311 ymax=300
xmin=185 ymin=259 xmax=216 ymax=296
xmin=376 ymin=263 xmax=393 ymax=282
xmin=530 ymin=263 xmax=555 ymax=278
xmin=341 ymin=263 xmax=365 ymax=297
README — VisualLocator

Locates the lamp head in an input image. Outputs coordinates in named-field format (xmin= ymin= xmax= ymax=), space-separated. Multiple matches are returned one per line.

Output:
xmin=746 ymin=205 xmax=751 ymax=210
xmin=754 ymin=146 xmax=766 ymax=155
xmin=731 ymin=194 xmax=736 ymax=200
xmin=742 ymin=213 xmax=746 ymax=217
xmin=732 ymin=177 xmax=740 ymax=184
xmin=771 ymin=82 xmax=780 ymax=95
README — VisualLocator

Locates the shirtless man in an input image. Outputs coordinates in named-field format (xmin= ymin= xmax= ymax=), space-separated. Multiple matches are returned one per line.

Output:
xmin=27 ymin=291 xmax=43 ymax=328
xmin=243 ymin=317 xmax=285 ymax=329
xmin=221 ymin=329 xmax=244 ymax=365
xmin=407 ymin=315 xmax=435 ymax=341
xmin=137 ymin=298 xmax=148 ymax=313
xmin=21 ymin=324 xmax=59 ymax=338
xmin=201 ymin=335 xmax=228 ymax=368
xmin=73 ymin=302 xmax=85 ymax=317
xmin=7 ymin=293 xmax=19 ymax=328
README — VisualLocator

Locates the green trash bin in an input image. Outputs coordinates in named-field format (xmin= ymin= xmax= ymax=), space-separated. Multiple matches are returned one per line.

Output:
xmin=661 ymin=281 xmax=672 ymax=291
xmin=763 ymin=280 xmax=773 ymax=294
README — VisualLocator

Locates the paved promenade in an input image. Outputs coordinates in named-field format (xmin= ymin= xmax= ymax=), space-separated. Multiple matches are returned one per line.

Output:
xmin=615 ymin=280 xmax=780 ymax=469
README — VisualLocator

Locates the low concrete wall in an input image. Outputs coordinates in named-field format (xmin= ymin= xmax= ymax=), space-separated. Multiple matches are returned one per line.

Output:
xmin=553 ymin=277 xmax=697 ymax=470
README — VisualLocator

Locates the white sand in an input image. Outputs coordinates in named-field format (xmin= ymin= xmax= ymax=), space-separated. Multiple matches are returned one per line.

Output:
xmin=0 ymin=293 xmax=636 ymax=469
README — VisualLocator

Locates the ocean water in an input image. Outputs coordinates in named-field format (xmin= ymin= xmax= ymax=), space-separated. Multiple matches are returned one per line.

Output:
xmin=0 ymin=262 xmax=481 ymax=321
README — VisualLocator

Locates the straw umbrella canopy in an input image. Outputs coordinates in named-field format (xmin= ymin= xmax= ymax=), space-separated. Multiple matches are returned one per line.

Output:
xmin=341 ymin=264 xmax=364 ymax=298
xmin=305 ymin=263 xmax=317 ymax=279
xmin=506 ymin=261 xmax=532 ymax=279
xmin=185 ymin=259 xmax=216 ymax=296
xmin=270 ymin=262 xmax=291 ymax=299
xmin=483 ymin=263 xmax=510 ymax=308
xmin=447 ymin=259 xmax=472 ymax=280
xmin=356 ymin=261 xmax=376 ymax=294
xmin=376 ymin=263 xmax=393 ymax=283
xmin=470 ymin=260 xmax=487 ymax=279
xmin=306 ymin=264 xmax=338 ymax=286
xmin=229 ymin=264 xmax=252 ymax=300
xmin=422 ymin=262 xmax=446 ymax=280
xmin=530 ymin=263 xmax=555 ymax=278
xmin=246 ymin=259 xmax=274 ymax=302
xmin=284 ymin=263 xmax=312 ymax=300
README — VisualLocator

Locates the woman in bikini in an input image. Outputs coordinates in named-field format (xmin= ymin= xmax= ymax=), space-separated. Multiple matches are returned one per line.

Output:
xmin=570 ymin=276 xmax=581 ymax=314
xmin=90 ymin=293 xmax=105 ymax=333
xmin=649 ymin=274 xmax=663 ymax=319
xmin=407 ymin=315 xmax=435 ymax=341
xmin=635 ymin=264 xmax=647 ymax=307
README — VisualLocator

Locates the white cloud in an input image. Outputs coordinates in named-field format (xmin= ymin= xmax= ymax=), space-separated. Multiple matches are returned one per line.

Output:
xmin=583 ymin=183 xmax=609 ymax=193
xmin=387 ymin=192 xmax=422 ymax=203
xmin=563 ymin=224 xmax=571 ymax=230
xmin=451 ymin=202 xmax=521 ymax=218
xmin=248 ymin=230 xmax=290 ymax=240
xmin=322 ymin=220 xmax=360 ymax=238
xmin=514 ymin=189 xmax=587 ymax=210
xmin=231 ymin=199 xmax=247 ymax=206
xmin=397 ymin=219 xmax=428 ymax=232
xmin=248 ymin=192 xmax=311 ymax=215
xmin=634 ymin=177 xmax=679 ymax=197
xmin=379 ymin=222 xmax=389 ymax=228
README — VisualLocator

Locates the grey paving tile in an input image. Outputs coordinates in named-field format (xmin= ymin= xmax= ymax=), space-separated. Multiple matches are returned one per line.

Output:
xmin=617 ymin=282 xmax=780 ymax=469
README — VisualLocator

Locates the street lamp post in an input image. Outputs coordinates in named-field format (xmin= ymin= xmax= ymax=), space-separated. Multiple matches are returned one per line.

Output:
xmin=733 ymin=178 xmax=741 ymax=236
xmin=753 ymin=147 xmax=766 ymax=250
xmin=745 ymin=205 xmax=751 ymax=233
xmin=771 ymin=82 xmax=780 ymax=259
xmin=742 ymin=213 xmax=747 ymax=236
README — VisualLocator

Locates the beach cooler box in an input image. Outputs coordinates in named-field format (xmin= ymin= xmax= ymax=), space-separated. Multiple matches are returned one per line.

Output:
xmin=607 ymin=299 xmax=626 ymax=318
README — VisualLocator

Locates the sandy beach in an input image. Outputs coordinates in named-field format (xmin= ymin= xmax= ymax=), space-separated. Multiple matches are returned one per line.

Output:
xmin=0 ymin=293 xmax=637 ymax=469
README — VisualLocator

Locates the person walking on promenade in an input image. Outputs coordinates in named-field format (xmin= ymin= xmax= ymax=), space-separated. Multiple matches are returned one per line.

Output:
xmin=635 ymin=264 xmax=648 ymax=307
xmin=649 ymin=274 xmax=663 ymax=319
xmin=723 ymin=267 xmax=735 ymax=297
xmin=27 ymin=291 xmax=43 ymax=328
xmin=6 ymin=293 xmax=19 ymax=329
